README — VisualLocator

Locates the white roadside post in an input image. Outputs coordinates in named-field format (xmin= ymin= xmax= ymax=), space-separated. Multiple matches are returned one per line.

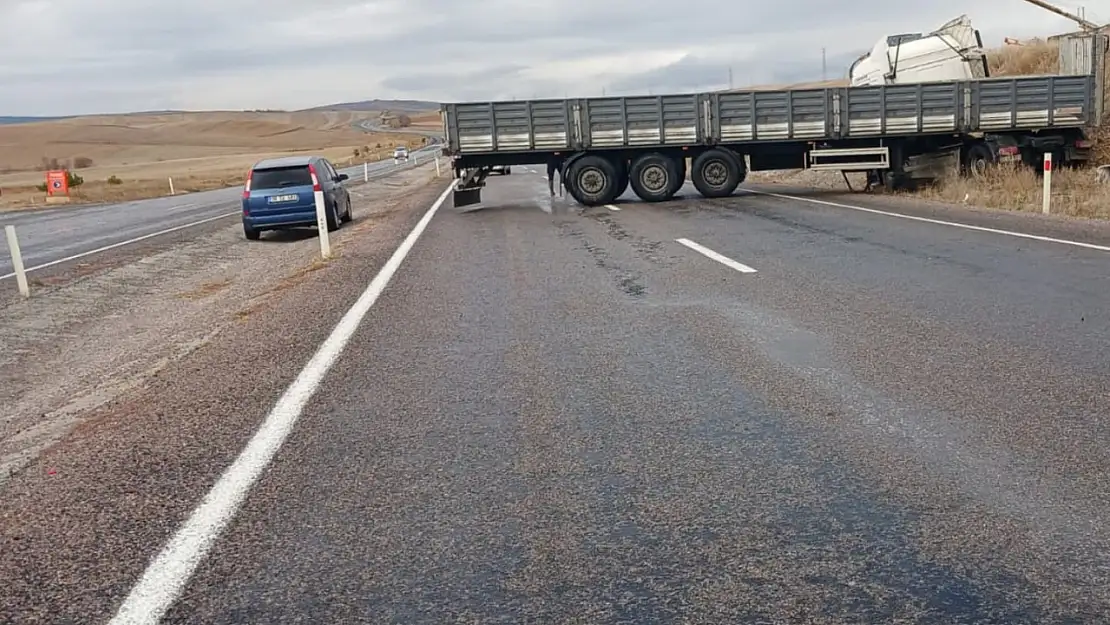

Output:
xmin=435 ymin=155 xmax=441 ymax=177
xmin=311 ymin=168 xmax=331 ymax=259
xmin=1042 ymin=152 xmax=1053 ymax=214
xmin=363 ymin=162 xmax=369 ymax=182
xmin=4 ymin=225 xmax=30 ymax=297
xmin=168 ymin=177 xmax=175 ymax=195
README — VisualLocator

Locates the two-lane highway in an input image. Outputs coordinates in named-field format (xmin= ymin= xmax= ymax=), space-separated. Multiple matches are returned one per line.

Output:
xmin=0 ymin=144 xmax=441 ymax=280
xmin=86 ymin=169 xmax=1109 ymax=623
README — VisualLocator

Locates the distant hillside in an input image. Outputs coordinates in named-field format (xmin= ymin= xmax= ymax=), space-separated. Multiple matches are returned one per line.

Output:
xmin=309 ymin=99 xmax=439 ymax=112
xmin=0 ymin=116 xmax=74 ymax=125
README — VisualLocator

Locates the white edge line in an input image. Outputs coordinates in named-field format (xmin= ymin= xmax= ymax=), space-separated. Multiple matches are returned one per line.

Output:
xmin=108 ymin=181 xmax=454 ymax=625
xmin=675 ymin=237 xmax=757 ymax=273
xmin=605 ymin=204 xmax=621 ymax=212
xmin=0 ymin=211 xmax=240 ymax=281
xmin=744 ymin=189 xmax=1110 ymax=253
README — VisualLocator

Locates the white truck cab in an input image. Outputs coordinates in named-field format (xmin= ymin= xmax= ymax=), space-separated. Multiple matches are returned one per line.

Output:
xmin=849 ymin=15 xmax=989 ymax=87
xmin=392 ymin=146 xmax=409 ymax=162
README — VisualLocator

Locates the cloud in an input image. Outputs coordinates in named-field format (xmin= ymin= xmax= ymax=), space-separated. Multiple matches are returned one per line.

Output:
xmin=0 ymin=0 xmax=1095 ymax=115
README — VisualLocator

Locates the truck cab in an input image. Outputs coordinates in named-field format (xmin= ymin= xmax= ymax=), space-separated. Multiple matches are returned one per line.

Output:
xmin=849 ymin=15 xmax=989 ymax=86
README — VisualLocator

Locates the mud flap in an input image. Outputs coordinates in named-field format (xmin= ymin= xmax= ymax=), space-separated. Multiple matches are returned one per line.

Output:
xmin=453 ymin=186 xmax=482 ymax=208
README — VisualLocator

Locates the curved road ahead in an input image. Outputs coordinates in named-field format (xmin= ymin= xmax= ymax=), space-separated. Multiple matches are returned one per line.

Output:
xmin=0 ymin=141 xmax=442 ymax=281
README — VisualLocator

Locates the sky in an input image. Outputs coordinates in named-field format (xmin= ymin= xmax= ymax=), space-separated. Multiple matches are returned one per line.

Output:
xmin=0 ymin=0 xmax=1104 ymax=116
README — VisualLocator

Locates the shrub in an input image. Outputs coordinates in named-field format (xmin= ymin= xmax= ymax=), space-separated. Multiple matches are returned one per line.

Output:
xmin=107 ymin=175 xmax=122 ymax=185
xmin=73 ymin=156 xmax=94 ymax=168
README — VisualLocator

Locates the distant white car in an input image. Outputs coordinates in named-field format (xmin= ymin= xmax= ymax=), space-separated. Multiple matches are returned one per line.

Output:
xmin=393 ymin=146 xmax=409 ymax=162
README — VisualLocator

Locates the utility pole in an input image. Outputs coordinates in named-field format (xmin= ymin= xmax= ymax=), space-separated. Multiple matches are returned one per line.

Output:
xmin=822 ymin=48 xmax=827 ymax=81
xmin=728 ymin=66 xmax=733 ymax=89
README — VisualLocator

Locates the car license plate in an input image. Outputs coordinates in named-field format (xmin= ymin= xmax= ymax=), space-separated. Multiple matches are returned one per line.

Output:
xmin=268 ymin=194 xmax=298 ymax=203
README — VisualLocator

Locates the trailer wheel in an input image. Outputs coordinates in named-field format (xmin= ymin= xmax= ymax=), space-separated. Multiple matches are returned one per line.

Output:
xmin=964 ymin=143 xmax=995 ymax=178
xmin=691 ymin=148 xmax=744 ymax=198
xmin=629 ymin=153 xmax=681 ymax=202
xmin=566 ymin=155 xmax=620 ymax=206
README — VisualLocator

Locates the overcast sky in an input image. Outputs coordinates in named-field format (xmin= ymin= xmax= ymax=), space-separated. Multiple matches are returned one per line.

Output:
xmin=0 ymin=0 xmax=1103 ymax=116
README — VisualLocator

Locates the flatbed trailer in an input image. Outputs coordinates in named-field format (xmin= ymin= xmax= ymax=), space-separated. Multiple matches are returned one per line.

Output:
xmin=440 ymin=73 xmax=1099 ymax=207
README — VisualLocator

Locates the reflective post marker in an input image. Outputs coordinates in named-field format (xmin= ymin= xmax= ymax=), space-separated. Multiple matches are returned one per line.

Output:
xmin=4 ymin=225 xmax=29 ymax=297
xmin=314 ymin=190 xmax=331 ymax=258
xmin=1042 ymin=152 xmax=1052 ymax=215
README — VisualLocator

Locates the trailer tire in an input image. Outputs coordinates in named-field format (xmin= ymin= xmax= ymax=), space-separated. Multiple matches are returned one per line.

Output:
xmin=629 ymin=152 xmax=682 ymax=202
xmin=565 ymin=155 xmax=620 ymax=206
xmin=691 ymin=148 xmax=744 ymax=198
xmin=964 ymin=142 xmax=995 ymax=178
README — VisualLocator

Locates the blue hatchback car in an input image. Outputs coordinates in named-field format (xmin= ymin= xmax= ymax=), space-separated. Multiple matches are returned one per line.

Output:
xmin=241 ymin=155 xmax=352 ymax=240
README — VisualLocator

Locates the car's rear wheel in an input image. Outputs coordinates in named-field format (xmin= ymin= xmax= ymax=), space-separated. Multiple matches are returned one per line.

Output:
xmin=341 ymin=196 xmax=353 ymax=223
xmin=326 ymin=202 xmax=341 ymax=232
xmin=243 ymin=221 xmax=261 ymax=240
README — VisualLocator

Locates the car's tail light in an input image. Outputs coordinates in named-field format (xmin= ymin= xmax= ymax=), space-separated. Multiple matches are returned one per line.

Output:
xmin=998 ymin=146 xmax=1020 ymax=156
xmin=307 ymin=164 xmax=322 ymax=192
xmin=242 ymin=169 xmax=252 ymax=199
xmin=1076 ymin=139 xmax=1092 ymax=148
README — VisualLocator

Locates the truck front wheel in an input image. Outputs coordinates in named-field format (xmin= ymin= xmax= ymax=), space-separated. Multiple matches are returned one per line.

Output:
xmin=629 ymin=153 xmax=682 ymax=202
xmin=691 ymin=148 xmax=744 ymax=198
xmin=566 ymin=155 xmax=620 ymax=206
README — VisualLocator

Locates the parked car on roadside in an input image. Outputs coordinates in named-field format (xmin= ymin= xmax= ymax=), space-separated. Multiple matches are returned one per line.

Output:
xmin=240 ymin=155 xmax=351 ymax=240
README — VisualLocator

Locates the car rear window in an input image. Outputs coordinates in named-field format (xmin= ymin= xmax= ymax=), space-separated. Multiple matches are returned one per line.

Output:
xmin=251 ymin=166 xmax=312 ymax=190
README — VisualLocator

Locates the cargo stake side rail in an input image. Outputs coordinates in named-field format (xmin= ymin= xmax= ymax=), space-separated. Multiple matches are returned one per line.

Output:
xmin=441 ymin=73 xmax=1095 ymax=207
xmin=443 ymin=74 xmax=1094 ymax=155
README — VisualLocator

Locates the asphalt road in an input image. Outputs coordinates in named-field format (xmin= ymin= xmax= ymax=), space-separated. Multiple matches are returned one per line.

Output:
xmin=0 ymin=143 xmax=442 ymax=279
xmin=160 ymin=171 xmax=1110 ymax=621
xmin=5 ymin=168 xmax=1110 ymax=623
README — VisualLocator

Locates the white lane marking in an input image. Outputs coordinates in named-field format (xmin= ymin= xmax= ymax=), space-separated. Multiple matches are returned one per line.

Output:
xmin=676 ymin=238 xmax=757 ymax=273
xmin=107 ymin=182 xmax=454 ymax=625
xmin=605 ymin=204 xmax=621 ymax=212
xmin=745 ymin=189 xmax=1110 ymax=253
xmin=0 ymin=211 xmax=239 ymax=281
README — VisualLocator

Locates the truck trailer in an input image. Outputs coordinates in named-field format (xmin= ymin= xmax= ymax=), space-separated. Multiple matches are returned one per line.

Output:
xmin=440 ymin=62 xmax=1100 ymax=208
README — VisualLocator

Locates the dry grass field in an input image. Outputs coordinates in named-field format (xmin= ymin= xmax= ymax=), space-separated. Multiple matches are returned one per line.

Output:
xmin=0 ymin=109 xmax=440 ymax=208
xmin=750 ymin=39 xmax=1110 ymax=219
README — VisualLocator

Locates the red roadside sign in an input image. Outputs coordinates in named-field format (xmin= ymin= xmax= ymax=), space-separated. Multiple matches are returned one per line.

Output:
xmin=46 ymin=170 xmax=69 ymax=196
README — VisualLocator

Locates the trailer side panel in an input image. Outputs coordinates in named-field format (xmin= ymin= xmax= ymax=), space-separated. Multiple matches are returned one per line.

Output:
xmin=443 ymin=75 xmax=1095 ymax=156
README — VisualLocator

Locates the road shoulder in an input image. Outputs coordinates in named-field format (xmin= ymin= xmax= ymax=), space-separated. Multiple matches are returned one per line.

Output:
xmin=0 ymin=164 xmax=442 ymax=484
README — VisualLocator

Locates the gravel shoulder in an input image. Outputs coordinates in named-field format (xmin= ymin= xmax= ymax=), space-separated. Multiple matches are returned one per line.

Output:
xmin=0 ymin=162 xmax=443 ymax=485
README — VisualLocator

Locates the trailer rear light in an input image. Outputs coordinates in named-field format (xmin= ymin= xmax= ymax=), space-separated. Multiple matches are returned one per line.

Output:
xmin=1076 ymin=139 xmax=1092 ymax=148
xmin=998 ymin=146 xmax=1020 ymax=156
xmin=307 ymin=163 xmax=322 ymax=192
xmin=242 ymin=169 xmax=252 ymax=199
